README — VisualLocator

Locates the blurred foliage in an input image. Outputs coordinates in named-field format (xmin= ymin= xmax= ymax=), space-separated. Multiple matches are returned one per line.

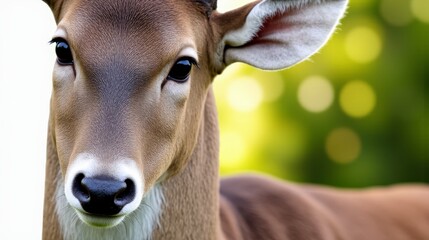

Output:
xmin=214 ymin=0 xmax=429 ymax=188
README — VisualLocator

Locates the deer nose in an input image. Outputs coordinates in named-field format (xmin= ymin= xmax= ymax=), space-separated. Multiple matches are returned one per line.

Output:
xmin=72 ymin=174 xmax=136 ymax=216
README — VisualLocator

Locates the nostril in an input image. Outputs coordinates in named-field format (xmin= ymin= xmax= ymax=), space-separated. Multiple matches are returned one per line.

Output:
xmin=72 ymin=173 xmax=90 ymax=203
xmin=114 ymin=178 xmax=136 ymax=206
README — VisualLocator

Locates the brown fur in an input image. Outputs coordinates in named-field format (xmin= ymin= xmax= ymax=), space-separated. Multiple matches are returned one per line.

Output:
xmin=220 ymin=175 xmax=429 ymax=240
xmin=42 ymin=117 xmax=62 ymax=240
xmin=41 ymin=0 xmax=429 ymax=239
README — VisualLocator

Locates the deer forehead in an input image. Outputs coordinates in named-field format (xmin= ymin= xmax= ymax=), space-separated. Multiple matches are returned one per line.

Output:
xmin=55 ymin=0 xmax=204 ymax=76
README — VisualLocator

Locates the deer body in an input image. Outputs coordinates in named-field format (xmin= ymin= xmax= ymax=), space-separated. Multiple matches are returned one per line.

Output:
xmin=41 ymin=0 xmax=429 ymax=239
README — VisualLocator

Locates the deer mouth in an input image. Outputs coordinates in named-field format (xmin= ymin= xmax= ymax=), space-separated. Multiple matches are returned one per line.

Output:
xmin=75 ymin=209 xmax=126 ymax=228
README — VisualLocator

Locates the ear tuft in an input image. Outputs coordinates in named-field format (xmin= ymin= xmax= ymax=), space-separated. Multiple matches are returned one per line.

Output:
xmin=218 ymin=0 xmax=348 ymax=71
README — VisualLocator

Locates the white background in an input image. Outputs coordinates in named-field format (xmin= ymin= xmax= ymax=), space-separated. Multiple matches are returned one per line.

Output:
xmin=0 ymin=0 xmax=248 ymax=239
xmin=0 ymin=0 xmax=55 ymax=239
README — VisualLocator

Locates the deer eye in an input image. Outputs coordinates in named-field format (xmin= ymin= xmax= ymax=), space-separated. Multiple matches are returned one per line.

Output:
xmin=167 ymin=58 xmax=196 ymax=83
xmin=51 ymin=38 xmax=73 ymax=65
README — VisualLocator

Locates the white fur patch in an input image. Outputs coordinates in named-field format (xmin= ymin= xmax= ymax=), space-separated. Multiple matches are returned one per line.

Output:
xmin=56 ymin=178 xmax=164 ymax=240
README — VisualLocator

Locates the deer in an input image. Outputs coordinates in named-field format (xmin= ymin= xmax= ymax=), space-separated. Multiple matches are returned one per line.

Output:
xmin=40 ymin=0 xmax=429 ymax=239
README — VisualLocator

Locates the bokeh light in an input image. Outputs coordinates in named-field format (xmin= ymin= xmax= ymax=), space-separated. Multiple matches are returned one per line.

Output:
xmin=298 ymin=75 xmax=334 ymax=113
xmin=227 ymin=77 xmax=263 ymax=112
xmin=325 ymin=127 xmax=362 ymax=164
xmin=345 ymin=26 xmax=383 ymax=64
xmin=340 ymin=80 xmax=376 ymax=118
xmin=411 ymin=0 xmax=429 ymax=24
xmin=380 ymin=0 xmax=413 ymax=26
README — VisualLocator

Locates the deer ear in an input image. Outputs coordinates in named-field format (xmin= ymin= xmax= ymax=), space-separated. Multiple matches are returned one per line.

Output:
xmin=42 ymin=0 xmax=52 ymax=7
xmin=42 ymin=0 xmax=65 ymax=22
xmin=214 ymin=0 xmax=348 ymax=71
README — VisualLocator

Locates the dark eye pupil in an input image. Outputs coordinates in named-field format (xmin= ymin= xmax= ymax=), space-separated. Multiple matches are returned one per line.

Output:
xmin=168 ymin=59 xmax=192 ymax=82
xmin=56 ymin=41 xmax=73 ymax=64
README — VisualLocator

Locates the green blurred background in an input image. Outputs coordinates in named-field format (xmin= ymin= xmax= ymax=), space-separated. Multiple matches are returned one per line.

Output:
xmin=215 ymin=0 xmax=429 ymax=187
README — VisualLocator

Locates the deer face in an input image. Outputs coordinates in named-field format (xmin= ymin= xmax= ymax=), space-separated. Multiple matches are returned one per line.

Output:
xmin=45 ymin=0 xmax=347 ymax=231
xmin=50 ymin=0 xmax=213 ymax=227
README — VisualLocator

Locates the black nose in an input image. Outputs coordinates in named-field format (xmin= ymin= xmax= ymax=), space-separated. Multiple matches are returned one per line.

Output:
xmin=72 ymin=174 xmax=136 ymax=216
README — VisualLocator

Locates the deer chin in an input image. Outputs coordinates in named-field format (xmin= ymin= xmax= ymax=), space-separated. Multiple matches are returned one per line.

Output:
xmin=75 ymin=210 xmax=126 ymax=228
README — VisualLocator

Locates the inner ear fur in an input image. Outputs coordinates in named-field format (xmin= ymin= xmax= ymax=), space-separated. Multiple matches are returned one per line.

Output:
xmin=211 ymin=0 xmax=348 ymax=72
xmin=211 ymin=1 xmax=259 ymax=73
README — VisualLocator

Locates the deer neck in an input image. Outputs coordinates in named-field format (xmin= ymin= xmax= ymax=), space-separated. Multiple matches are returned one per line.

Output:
xmin=42 ymin=111 xmax=63 ymax=240
xmin=153 ymin=87 xmax=221 ymax=239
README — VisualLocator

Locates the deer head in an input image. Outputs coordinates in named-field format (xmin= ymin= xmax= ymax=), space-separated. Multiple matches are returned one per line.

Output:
xmin=42 ymin=0 xmax=347 ymax=235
